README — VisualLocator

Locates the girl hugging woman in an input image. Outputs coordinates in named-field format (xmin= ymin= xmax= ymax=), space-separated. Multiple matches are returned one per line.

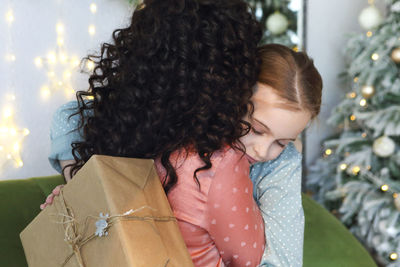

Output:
xmin=42 ymin=0 xmax=322 ymax=266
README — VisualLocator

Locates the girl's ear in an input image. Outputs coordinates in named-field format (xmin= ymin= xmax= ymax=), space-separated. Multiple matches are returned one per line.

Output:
xmin=293 ymin=137 xmax=302 ymax=153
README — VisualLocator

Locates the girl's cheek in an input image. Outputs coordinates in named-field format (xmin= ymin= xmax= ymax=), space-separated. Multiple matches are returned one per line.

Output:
xmin=240 ymin=132 xmax=254 ymax=146
xmin=268 ymin=146 xmax=285 ymax=161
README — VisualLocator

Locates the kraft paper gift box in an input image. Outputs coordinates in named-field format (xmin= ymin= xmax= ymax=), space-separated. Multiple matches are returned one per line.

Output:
xmin=20 ymin=155 xmax=194 ymax=267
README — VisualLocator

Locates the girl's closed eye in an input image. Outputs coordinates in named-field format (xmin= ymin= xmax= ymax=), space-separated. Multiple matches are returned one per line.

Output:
xmin=252 ymin=126 xmax=263 ymax=135
xmin=276 ymin=141 xmax=286 ymax=148
xmin=251 ymin=126 xmax=287 ymax=148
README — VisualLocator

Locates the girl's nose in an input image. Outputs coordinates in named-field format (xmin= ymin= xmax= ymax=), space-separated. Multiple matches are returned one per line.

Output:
xmin=254 ymin=142 xmax=270 ymax=161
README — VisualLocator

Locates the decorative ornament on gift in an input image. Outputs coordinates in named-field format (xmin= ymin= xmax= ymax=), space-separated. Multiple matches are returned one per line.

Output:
xmin=95 ymin=213 xmax=109 ymax=237
xmin=391 ymin=47 xmax=400 ymax=64
xmin=358 ymin=4 xmax=383 ymax=30
xmin=361 ymin=85 xmax=375 ymax=98
xmin=373 ymin=136 xmax=396 ymax=158
xmin=266 ymin=11 xmax=289 ymax=35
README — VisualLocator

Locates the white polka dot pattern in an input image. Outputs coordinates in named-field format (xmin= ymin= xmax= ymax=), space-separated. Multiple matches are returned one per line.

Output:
xmin=48 ymin=100 xmax=93 ymax=173
xmin=250 ymin=142 xmax=304 ymax=267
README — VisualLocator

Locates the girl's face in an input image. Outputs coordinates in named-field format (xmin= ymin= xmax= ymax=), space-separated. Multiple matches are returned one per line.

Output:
xmin=240 ymin=82 xmax=312 ymax=163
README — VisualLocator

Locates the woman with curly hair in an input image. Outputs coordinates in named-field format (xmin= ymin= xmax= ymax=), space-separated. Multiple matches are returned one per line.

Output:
xmin=43 ymin=0 xmax=265 ymax=266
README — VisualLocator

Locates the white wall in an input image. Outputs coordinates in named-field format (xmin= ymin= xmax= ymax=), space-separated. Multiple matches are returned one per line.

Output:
xmin=304 ymin=0 xmax=386 ymax=171
xmin=0 ymin=0 xmax=133 ymax=179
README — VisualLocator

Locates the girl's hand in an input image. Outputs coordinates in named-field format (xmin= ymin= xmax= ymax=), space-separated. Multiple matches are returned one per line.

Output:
xmin=39 ymin=184 xmax=65 ymax=210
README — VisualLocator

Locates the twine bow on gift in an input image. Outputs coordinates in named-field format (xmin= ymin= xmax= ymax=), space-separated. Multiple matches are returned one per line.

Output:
xmin=49 ymin=189 xmax=176 ymax=267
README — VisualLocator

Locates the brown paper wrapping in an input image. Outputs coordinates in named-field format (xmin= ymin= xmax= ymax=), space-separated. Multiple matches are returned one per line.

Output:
xmin=20 ymin=155 xmax=194 ymax=267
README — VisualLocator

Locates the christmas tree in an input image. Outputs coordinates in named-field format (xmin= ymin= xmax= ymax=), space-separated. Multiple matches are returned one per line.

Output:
xmin=307 ymin=0 xmax=400 ymax=266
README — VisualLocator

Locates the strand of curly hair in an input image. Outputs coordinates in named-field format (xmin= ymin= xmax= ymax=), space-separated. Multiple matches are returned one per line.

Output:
xmin=64 ymin=0 xmax=262 ymax=194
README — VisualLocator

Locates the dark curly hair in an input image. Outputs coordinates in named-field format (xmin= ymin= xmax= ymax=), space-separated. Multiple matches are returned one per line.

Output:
xmin=65 ymin=0 xmax=262 ymax=194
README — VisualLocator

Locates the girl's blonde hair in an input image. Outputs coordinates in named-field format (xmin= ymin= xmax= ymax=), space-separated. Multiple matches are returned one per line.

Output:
xmin=257 ymin=44 xmax=322 ymax=120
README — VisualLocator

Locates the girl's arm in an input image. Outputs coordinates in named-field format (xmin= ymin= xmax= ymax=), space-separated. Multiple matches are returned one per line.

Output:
xmin=42 ymin=101 xmax=85 ymax=209
xmin=48 ymin=100 xmax=91 ymax=180
xmin=250 ymin=141 xmax=304 ymax=267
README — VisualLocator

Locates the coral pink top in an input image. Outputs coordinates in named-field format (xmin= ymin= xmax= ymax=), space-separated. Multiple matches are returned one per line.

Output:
xmin=154 ymin=146 xmax=265 ymax=267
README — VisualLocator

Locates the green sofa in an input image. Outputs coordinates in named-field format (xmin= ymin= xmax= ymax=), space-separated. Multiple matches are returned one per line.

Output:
xmin=0 ymin=175 xmax=377 ymax=267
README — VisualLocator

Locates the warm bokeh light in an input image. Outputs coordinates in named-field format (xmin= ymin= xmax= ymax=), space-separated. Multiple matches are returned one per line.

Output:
xmin=390 ymin=252 xmax=398 ymax=261
xmin=381 ymin=184 xmax=389 ymax=192
xmin=5 ymin=9 xmax=14 ymax=23
xmin=56 ymin=23 xmax=64 ymax=34
xmin=40 ymin=86 xmax=51 ymax=99
xmin=89 ymin=24 xmax=96 ymax=36
xmin=3 ymin=107 xmax=13 ymax=119
xmin=371 ymin=53 xmax=379 ymax=61
xmin=90 ymin=3 xmax=97 ymax=13
xmin=86 ymin=59 xmax=95 ymax=70
xmin=340 ymin=163 xmax=348 ymax=170
xmin=352 ymin=166 xmax=360 ymax=175
xmin=347 ymin=92 xmax=357 ymax=98
xmin=47 ymin=51 xmax=57 ymax=64
xmin=34 ymin=57 xmax=43 ymax=67
xmin=59 ymin=52 xmax=68 ymax=63
xmin=57 ymin=37 xmax=64 ymax=47
xmin=5 ymin=53 xmax=16 ymax=62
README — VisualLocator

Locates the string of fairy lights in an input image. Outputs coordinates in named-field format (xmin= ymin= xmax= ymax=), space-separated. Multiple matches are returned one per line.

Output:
xmin=0 ymin=1 xmax=29 ymax=172
xmin=35 ymin=0 xmax=96 ymax=100
xmin=1 ymin=1 xmax=99 ymax=174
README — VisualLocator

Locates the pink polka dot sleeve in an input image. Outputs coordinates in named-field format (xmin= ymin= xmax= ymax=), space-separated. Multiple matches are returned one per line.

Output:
xmin=205 ymin=150 xmax=265 ymax=267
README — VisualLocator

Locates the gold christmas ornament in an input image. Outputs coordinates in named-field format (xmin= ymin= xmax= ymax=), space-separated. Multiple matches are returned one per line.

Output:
xmin=391 ymin=47 xmax=400 ymax=63
xmin=361 ymin=85 xmax=375 ymax=98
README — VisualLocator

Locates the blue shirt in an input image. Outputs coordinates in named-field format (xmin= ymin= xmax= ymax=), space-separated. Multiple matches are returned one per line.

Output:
xmin=48 ymin=101 xmax=304 ymax=266
xmin=251 ymin=143 xmax=304 ymax=267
